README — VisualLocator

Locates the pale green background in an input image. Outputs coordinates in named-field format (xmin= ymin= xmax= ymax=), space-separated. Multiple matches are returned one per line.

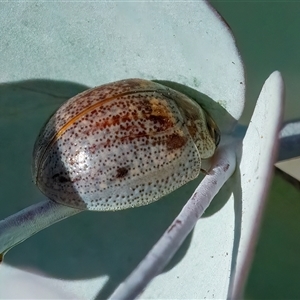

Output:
xmin=212 ymin=1 xmax=300 ymax=125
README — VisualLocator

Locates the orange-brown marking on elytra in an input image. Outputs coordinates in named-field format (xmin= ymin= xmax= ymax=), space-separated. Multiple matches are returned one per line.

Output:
xmin=186 ymin=121 xmax=198 ymax=139
xmin=148 ymin=97 xmax=176 ymax=131
xmin=84 ymin=96 xmax=176 ymax=145
xmin=166 ymin=133 xmax=187 ymax=151
xmin=37 ymin=89 xmax=162 ymax=170
xmin=149 ymin=115 xmax=172 ymax=130
xmin=149 ymin=97 xmax=173 ymax=118
xmin=59 ymin=90 xmax=154 ymax=133
xmin=89 ymin=113 xmax=132 ymax=132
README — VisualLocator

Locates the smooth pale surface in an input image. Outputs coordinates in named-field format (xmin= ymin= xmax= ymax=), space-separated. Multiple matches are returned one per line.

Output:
xmin=0 ymin=264 xmax=76 ymax=299
xmin=0 ymin=1 xmax=246 ymax=299
xmin=276 ymin=157 xmax=300 ymax=181
xmin=230 ymin=71 xmax=284 ymax=297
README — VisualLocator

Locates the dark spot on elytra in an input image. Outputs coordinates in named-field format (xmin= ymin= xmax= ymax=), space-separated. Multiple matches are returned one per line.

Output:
xmin=166 ymin=133 xmax=187 ymax=151
xmin=116 ymin=167 xmax=129 ymax=179
xmin=52 ymin=173 xmax=70 ymax=183
xmin=58 ymin=176 xmax=69 ymax=183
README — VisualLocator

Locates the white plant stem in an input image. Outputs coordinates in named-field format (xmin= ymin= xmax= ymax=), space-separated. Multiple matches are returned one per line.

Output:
xmin=108 ymin=139 xmax=237 ymax=300
xmin=0 ymin=200 xmax=81 ymax=257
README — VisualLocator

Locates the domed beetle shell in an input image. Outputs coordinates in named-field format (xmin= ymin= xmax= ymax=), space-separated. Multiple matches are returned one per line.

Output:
xmin=33 ymin=79 xmax=220 ymax=211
